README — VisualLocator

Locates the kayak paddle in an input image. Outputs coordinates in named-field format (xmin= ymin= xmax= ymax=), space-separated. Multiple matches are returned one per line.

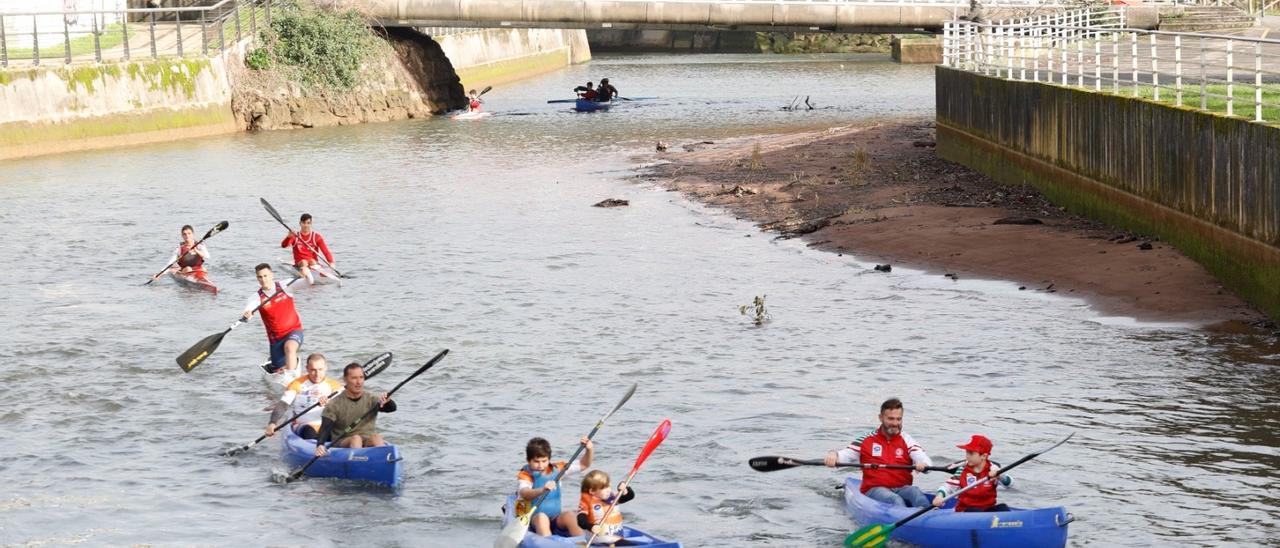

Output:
xmin=284 ymin=349 xmax=449 ymax=483
xmin=174 ymin=276 xmax=302 ymax=373
xmin=479 ymin=85 xmax=493 ymax=97
xmin=494 ymin=383 xmax=638 ymax=548
xmin=260 ymin=197 xmax=347 ymax=283
xmin=748 ymin=456 xmax=958 ymax=473
xmin=222 ymin=352 xmax=393 ymax=457
xmin=144 ymin=221 xmax=228 ymax=285
xmin=546 ymin=99 xmax=578 ymax=104
xmin=582 ymin=419 xmax=673 ymax=547
xmin=844 ymin=432 xmax=1076 ymax=548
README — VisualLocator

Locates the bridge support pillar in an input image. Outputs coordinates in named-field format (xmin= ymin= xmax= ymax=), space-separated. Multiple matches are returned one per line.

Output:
xmin=891 ymin=35 xmax=941 ymax=64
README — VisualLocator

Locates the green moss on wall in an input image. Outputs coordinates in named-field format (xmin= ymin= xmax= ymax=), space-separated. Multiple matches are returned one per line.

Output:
xmin=0 ymin=103 xmax=235 ymax=149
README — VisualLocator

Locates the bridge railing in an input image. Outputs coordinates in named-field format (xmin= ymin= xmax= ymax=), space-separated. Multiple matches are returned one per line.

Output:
xmin=0 ymin=0 xmax=282 ymax=68
xmin=944 ymin=18 xmax=1280 ymax=124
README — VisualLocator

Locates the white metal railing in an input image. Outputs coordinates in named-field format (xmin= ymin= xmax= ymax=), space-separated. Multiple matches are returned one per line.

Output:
xmin=0 ymin=0 xmax=282 ymax=67
xmin=943 ymin=17 xmax=1280 ymax=123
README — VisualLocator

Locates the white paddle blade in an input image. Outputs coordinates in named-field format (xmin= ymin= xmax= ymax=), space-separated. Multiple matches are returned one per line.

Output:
xmin=488 ymin=509 xmax=529 ymax=548
xmin=494 ymin=518 xmax=527 ymax=548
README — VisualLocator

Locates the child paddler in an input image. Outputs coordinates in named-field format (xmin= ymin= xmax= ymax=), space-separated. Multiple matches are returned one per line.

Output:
xmin=515 ymin=436 xmax=594 ymax=537
xmin=577 ymin=470 xmax=635 ymax=540
xmin=932 ymin=435 xmax=1013 ymax=512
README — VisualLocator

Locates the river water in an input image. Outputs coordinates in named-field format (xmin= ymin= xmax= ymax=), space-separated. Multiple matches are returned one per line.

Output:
xmin=1 ymin=53 xmax=1277 ymax=546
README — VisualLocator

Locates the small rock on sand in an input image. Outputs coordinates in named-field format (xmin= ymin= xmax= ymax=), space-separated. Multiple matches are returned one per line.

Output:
xmin=593 ymin=198 xmax=630 ymax=208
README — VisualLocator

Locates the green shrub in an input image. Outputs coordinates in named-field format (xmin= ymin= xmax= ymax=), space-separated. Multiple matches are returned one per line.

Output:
xmin=256 ymin=1 xmax=379 ymax=90
xmin=245 ymin=47 xmax=271 ymax=70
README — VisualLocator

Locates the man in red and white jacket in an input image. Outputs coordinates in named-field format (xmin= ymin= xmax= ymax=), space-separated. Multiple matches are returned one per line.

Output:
xmin=824 ymin=397 xmax=934 ymax=507
xmin=243 ymin=264 xmax=304 ymax=378
xmin=280 ymin=213 xmax=335 ymax=285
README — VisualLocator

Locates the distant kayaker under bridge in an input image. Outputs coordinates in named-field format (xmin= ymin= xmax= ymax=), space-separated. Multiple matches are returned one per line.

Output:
xmin=337 ymin=0 xmax=1159 ymax=34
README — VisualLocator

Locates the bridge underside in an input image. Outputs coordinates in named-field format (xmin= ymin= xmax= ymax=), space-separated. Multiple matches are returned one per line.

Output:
xmin=354 ymin=1 xmax=1033 ymax=33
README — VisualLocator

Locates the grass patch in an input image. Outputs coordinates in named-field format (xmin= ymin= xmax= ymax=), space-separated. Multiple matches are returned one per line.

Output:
xmin=4 ymin=23 xmax=130 ymax=61
xmin=1123 ymin=83 xmax=1280 ymax=123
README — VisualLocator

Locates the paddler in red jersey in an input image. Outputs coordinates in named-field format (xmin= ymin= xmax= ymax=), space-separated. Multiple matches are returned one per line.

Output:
xmin=932 ymin=435 xmax=1012 ymax=512
xmin=467 ymin=88 xmax=483 ymax=112
xmin=243 ymin=264 xmax=304 ymax=380
xmin=151 ymin=225 xmax=209 ymax=281
xmin=824 ymin=397 xmax=935 ymax=507
xmin=573 ymin=81 xmax=597 ymax=101
xmin=280 ymin=213 xmax=334 ymax=285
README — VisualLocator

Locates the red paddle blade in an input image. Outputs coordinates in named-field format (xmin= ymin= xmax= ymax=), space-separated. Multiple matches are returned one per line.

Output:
xmin=629 ymin=419 xmax=672 ymax=474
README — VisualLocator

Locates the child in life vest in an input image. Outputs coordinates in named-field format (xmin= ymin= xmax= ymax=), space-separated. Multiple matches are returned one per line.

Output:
xmin=577 ymin=470 xmax=635 ymax=539
xmin=467 ymin=89 xmax=482 ymax=112
xmin=932 ymin=434 xmax=1013 ymax=512
xmin=515 ymin=436 xmax=593 ymax=537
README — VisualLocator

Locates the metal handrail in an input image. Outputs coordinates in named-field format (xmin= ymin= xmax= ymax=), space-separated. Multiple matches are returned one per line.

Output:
xmin=943 ymin=18 xmax=1280 ymax=124
xmin=0 ymin=0 xmax=282 ymax=68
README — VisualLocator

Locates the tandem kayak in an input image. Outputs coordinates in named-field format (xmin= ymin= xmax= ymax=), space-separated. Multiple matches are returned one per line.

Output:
xmin=843 ymin=478 xmax=1072 ymax=548
xmin=169 ymin=269 xmax=217 ymax=293
xmin=499 ymin=496 xmax=682 ymax=547
xmin=574 ymin=99 xmax=612 ymax=112
xmin=281 ymin=424 xmax=402 ymax=487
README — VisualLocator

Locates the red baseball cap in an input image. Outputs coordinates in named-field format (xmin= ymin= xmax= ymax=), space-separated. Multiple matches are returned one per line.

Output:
xmin=956 ymin=435 xmax=993 ymax=455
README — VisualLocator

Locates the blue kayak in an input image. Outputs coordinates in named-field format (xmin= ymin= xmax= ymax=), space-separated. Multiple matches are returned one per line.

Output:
xmin=280 ymin=425 xmax=402 ymax=487
xmin=574 ymin=99 xmax=612 ymax=112
xmin=499 ymin=495 xmax=682 ymax=547
xmin=843 ymin=478 xmax=1071 ymax=548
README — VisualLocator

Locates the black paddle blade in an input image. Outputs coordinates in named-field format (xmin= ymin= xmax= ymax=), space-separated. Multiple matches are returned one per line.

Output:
xmin=206 ymin=220 xmax=230 ymax=239
xmin=176 ymin=329 xmax=230 ymax=372
xmin=479 ymin=85 xmax=493 ymax=96
xmin=748 ymin=456 xmax=807 ymax=472
xmin=260 ymin=197 xmax=287 ymax=226
xmin=363 ymin=351 xmax=393 ymax=379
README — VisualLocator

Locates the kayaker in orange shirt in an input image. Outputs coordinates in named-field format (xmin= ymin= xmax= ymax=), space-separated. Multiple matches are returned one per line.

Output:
xmin=577 ymin=469 xmax=635 ymax=540
xmin=280 ymin=213 xmax=334 ymax=285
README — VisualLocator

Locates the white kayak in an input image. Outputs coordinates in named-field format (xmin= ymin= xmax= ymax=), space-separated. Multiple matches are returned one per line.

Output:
xmin=451 ymin=110 xmax=491 ymax=121
xmin=260 ymin=359 xmax=300 ymax=396
xmin=279 ymin=261 xmax=337 ymax=286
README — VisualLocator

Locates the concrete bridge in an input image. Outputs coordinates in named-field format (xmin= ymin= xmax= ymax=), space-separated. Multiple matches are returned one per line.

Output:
xmin=350 ymin=0 xmax=1099 ymax=33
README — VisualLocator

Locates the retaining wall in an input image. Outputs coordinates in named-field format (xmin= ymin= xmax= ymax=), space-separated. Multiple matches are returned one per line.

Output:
xmin=433 ymin=28 xmax=590 ymax=90
xmin=0 ymin=58 xmax=239 ymax=161
xmin=936 ymin=66 xmax=1280 ymax=318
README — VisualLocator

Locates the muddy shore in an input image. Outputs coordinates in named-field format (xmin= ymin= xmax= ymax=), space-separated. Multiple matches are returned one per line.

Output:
xmin=639 ymin=117 xmax=1265 ymax=328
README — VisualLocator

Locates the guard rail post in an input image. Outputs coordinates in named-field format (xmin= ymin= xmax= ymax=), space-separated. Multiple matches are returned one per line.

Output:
xmin=63 ymin=14 xmax=71 ymax=64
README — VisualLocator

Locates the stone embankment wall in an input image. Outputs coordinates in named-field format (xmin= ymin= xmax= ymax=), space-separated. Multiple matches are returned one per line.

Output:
xmin=230 ymin=27 xmax=465 ymax=131
xmin=935 ymin=67 xmax=1280 ymax=318
xmin=1 ymin=26 xmax=586 ymax=160
xmin=434 ymin=28 xmax=590 ymax=91
xmin=0 ymin=59 xmax=239 ymax=161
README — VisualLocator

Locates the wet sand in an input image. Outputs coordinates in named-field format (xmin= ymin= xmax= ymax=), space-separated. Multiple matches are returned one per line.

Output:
xmin=639 ymin=117 xmax=1265 ymax=328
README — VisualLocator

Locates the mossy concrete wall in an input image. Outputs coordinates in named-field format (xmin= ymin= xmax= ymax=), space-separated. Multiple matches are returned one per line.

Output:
xmin=0 ymin=58 xmax=237 ymax=161
xmin=433 ymin=29 xmax=590 ymax=91
xmin=936 ymin=66 xmax=1280 ymax=318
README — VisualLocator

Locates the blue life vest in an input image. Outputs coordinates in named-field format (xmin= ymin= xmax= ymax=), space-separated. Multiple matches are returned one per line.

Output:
xmin=521 ymin=462 xmax=565 ymax=517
